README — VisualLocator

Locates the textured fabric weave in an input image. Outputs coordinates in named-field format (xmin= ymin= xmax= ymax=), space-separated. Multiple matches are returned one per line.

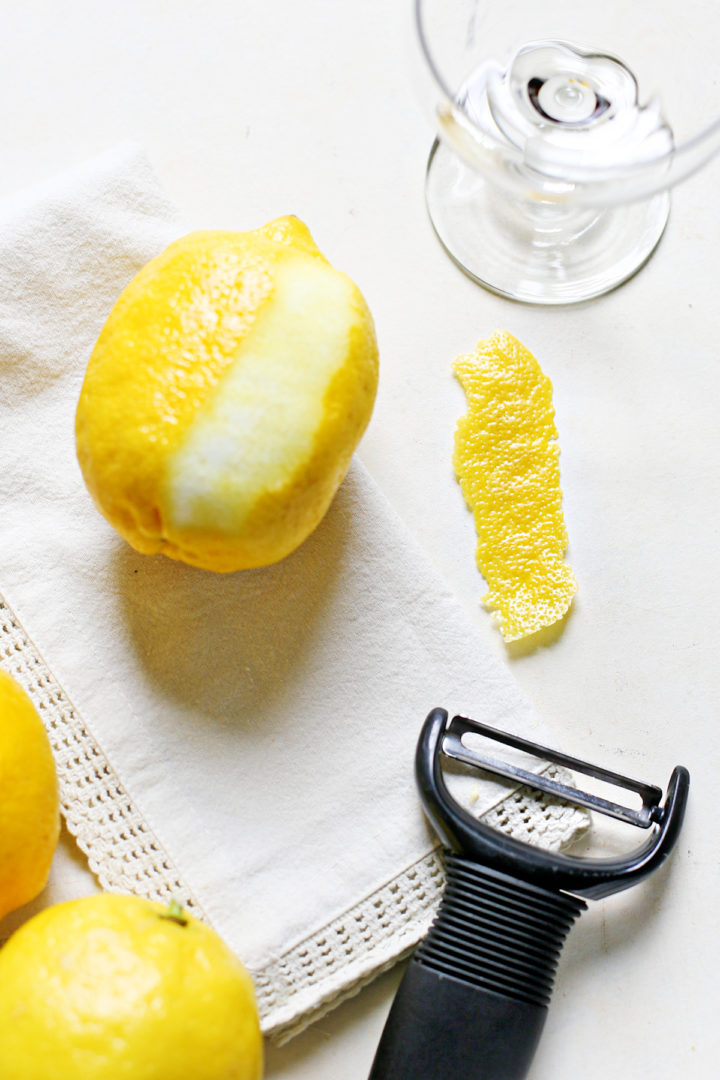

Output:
xmin=0 ymin=145 xmax=588 ymax=1040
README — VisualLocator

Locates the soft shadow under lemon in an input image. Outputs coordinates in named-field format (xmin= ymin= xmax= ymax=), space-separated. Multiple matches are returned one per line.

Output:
xmin=112 ymin=495 xmax=353 ymax=728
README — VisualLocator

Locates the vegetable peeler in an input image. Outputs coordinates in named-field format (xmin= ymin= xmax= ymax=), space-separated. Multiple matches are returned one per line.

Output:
xmin=368 ymin=707 xmax=689 ymax=1080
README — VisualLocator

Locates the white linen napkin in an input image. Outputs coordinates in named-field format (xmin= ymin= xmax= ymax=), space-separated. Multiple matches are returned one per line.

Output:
xmin=0 ymin=144 xmax=587 ymax=1041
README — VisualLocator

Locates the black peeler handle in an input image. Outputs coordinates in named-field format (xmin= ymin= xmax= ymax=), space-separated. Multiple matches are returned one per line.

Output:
xmin=368 ymin=958 xmax=544 ymax=1080
xmin=368 ymin=854 xmax=585 ymax=1080
xmin=368 ymin=709 xmax=689 ymax=1080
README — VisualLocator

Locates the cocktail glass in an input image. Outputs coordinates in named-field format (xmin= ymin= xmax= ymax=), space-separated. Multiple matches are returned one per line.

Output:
xmin=416 ymin=0 xmax=720 ymax=303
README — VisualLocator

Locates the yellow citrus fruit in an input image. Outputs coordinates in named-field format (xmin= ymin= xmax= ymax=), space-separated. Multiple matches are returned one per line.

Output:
xmin=452 ymin=331 xmax=577 ymax=641
xmin=0 ymin=668 xmax=60 ymax=921
xmin=0 ymin=894 xmax=263 ymax=1080
xmin=75 ymin=216 xmax=379 ymax=572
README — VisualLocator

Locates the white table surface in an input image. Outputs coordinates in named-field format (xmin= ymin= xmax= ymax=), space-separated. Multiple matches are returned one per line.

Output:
xmin=1 ymin=2 xmax=718 ymax=1077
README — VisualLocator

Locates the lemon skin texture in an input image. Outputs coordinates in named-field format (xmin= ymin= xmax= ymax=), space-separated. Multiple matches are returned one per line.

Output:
xmin=452 ymin=331 xmax=576 ymax=641
xmin=0 ymin=893 xmax=263 ymax=1080
xmin=0 ymin=668 xmax=60 ymax=921
xmin=75 ymin=217 xmax=379 ymax=572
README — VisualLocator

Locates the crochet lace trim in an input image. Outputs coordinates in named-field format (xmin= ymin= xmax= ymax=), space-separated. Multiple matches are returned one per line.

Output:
xmin=0 ymin=591 xmax=588 ymax=1042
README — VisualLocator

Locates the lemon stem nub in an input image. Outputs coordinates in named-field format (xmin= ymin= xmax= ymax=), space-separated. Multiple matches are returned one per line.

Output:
xmin=160 ymin=899 xmax=189 ymax=926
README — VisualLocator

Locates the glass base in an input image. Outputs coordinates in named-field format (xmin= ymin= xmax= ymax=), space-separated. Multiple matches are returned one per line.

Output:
xmin=425 ymin=139 xmax=671 ymax=305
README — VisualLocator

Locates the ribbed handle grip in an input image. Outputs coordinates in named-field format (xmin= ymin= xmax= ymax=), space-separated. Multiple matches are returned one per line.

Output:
xmin=368 ymin=856 xmax=586 ymax=1080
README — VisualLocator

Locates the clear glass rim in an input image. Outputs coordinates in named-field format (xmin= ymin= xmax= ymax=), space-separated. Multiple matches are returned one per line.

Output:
xmin=413 ymin=0 xmax=720 ymax=196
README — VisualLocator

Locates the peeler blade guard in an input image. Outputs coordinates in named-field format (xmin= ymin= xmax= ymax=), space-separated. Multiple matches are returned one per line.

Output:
xmin=417 ymin=708 xmax=689 ymax=899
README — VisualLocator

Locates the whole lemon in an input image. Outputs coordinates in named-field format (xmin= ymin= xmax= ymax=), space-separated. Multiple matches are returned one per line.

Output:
xmin=75 ymin=216 xmax=379 ymax=572
xmin=0 ymin=668 xmax=60 ymax=921
xmin=0 ymin=894 xmax=263 ymax=1080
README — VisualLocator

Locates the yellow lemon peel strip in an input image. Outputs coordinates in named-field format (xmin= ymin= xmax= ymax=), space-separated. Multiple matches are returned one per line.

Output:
xmin=452 ymin=331 xmax=577 ymax=642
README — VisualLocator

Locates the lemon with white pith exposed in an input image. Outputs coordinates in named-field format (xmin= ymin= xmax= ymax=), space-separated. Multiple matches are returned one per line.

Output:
xmin=75 ymin=217 xmax=378 ymax=572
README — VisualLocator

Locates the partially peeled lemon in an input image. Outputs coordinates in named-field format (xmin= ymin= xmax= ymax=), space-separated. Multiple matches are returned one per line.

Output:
xmin=75 ymin=217 xmax=378 ymax=572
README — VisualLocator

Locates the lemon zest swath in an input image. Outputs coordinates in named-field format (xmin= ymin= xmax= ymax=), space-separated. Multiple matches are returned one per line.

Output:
xmin=452 ymin=331 xmax=577 ymax=642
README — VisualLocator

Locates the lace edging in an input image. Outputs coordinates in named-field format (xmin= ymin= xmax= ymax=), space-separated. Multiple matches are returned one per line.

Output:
xmin=0 ymin=590 xmax=589 ymax=1041
xmin=0 ymin=594 xmax=205 ymax=917
xmin=258 ymin=766 xmax=589 ymax=1042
